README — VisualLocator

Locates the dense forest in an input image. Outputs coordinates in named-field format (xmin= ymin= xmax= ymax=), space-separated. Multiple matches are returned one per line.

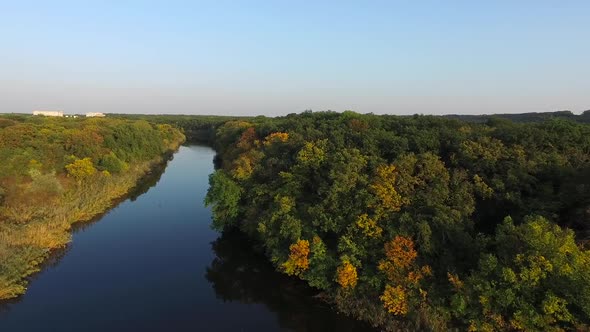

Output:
xmin=0 ymin=115 xmax=184 ymax=299
xmin=204 ymin=111 xmax=590 ymax=331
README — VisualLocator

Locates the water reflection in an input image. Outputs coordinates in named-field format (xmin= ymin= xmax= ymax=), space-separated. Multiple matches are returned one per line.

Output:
xmin=206 ymin=230 xmax=376 ymax=332
xmin=126 ymin=152 xmax=173 ymax=202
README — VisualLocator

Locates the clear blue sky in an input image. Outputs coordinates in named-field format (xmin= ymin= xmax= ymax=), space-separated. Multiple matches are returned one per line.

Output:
xmin=1 ymin=1 xmax=589 ymax=116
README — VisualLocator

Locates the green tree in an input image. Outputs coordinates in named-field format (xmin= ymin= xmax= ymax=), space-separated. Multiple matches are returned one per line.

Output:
xmin=205 ymin=170 xmax=243 ymax=230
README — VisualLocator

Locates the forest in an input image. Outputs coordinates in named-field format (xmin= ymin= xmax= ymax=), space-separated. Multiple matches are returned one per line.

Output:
xmin=204 ymin=111 xmax=590 ymax=331
xmin=0 ymin=114 xmax=184 ymax=299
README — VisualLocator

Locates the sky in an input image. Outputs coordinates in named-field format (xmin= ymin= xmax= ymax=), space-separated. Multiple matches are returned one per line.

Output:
xmin=1 ymin=1 xmax=589 ymax=116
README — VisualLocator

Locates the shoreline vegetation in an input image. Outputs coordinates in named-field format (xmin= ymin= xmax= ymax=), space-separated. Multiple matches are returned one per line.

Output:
xmin=0 ymin=115 xmax=184 ymax=299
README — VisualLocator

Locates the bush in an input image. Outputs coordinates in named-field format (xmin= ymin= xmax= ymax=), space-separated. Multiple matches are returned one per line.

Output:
xmin=98 ymin=152 xmax=128 ymax=174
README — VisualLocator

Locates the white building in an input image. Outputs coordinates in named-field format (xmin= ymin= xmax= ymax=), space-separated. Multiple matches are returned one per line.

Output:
xmin=33 ymin=110 xmax=64 ymax=117
xmin=86 ymin=112 xmax=106 ymax=117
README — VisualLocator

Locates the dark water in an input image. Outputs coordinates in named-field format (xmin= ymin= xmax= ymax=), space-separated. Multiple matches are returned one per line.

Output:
xmin=0 ymin=145 xmax=373 ymax=332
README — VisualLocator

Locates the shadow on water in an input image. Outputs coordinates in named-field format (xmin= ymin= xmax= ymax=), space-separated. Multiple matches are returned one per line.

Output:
xmin=206 ymin=230 xmax=377 ymax=332
xmin=0 ymin=152 xmax=174 ymax=311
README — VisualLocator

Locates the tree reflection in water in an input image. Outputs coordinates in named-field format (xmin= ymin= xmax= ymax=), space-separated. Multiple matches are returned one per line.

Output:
xmin=206 ymin=230 xmax=376 ymax=332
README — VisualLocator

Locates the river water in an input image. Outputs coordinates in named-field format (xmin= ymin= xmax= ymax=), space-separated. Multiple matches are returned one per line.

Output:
xmin=0 ymin=145 xmax=372 ymax=332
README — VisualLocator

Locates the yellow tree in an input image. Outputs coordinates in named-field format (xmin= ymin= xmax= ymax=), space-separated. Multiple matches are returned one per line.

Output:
xmin=355 ymin=214 xmax=382 ymax=238
xmin=231 ymin=150 xmax=264 ymax=180
xmin=336 ymin=260 xmax=358 ymax=289
xmin=263 ymin=132 xmax=289 ymax=146
xmin=296 ymin=140 xmax=327 ymax=168
xmin=65 ymin=158 xmax=97 ymax=182
xmin=381 ymin=285 xmax=408 ymax=315
xmin=282 ymin=239 xmax=310 ymax=276
xmin=370 ymin=164 xmax=404 ymax=218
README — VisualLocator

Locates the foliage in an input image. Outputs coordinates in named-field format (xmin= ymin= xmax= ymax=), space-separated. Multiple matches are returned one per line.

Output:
xmin=370 ymin=164 xmax=404 ymax=217
xmin=98 ymin=152 xmax=128 ymax=173
xmin=65 ymin=158 xmax=97 ymax=181
xmin=454 ymin=216 xmax=590 ymax=331
xmin=204 ymin=110 xmax=590 ymax=330
xmin=204 ymin=171 xmax=242 ymax=230
xmin=283 ymin=239 xmax=310 ymax=276
xmin=336 ymin=260 xmax=358 ymax=289
xmin=380 ymin=285 xmax=408 ymax=315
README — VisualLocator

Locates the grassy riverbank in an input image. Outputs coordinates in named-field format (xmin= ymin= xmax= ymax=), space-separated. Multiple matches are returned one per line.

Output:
xmin=0 ymin=115 xmax=184 ymax=299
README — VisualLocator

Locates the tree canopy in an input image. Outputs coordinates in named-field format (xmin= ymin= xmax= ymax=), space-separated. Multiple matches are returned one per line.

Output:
xmin=205 ymin=111 xmax=590 ymax=331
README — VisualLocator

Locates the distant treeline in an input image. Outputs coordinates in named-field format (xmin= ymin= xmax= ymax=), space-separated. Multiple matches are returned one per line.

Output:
xmin=0 ymin=115 xmax=184 ymax=299
xmin=445 ymin=110 xmax=590 ymax=124
xmin=204 ymin=111 xmax=590 ymax=331
xmin=108 ymin=110 xmax=590 ymax=143
xmin=108 ymin=114 xmax=250 ymax=143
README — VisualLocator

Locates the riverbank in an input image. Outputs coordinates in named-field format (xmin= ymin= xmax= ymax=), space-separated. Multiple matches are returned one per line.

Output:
xmin=0 ymin=139 xmax=184 ymax=300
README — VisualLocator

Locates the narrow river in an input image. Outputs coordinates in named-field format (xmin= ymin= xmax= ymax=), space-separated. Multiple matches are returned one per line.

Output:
xmin=0 ymin=145 xmax=372 ymax=332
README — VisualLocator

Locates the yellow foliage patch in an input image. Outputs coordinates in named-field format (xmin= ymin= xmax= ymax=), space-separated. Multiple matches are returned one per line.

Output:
xmin=355 ymin=214 xmax=382 ymax=238
xmin=231 ymin=150 xmax=263 ymax=180
xmin=370 ymin=164 xmax=403 ymax=216
xmin=380 ymin=285 xmax=408 ymax=315
xmin=336 ymin=260 xmax=358 ymax=289
xmin=264 ymin=132 xmax=289 ymax=146
xmin=65 ymin=158 xmax=97 ymax=181
xmin=296 ymin=140 xmax=326 ymax=166
xmin=231 ymin=154 xmax=254 ymax=180
xmin=283 ymin=239 xmax=310 ymax=276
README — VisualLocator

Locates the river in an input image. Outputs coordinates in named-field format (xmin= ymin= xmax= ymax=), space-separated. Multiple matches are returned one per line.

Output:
xmin=0 ymin=145 xmax=373 ymax=332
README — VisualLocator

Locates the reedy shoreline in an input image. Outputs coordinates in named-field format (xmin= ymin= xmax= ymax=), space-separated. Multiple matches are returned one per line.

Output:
xmin=0 ymin=140 xmax=183 ymax=300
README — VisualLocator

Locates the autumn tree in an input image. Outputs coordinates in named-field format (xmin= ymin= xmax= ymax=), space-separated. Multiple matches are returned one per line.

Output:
xmin=378 ymin=236 xmax=431 ymax=316
xmin=296 ymin=139 xmax=327 ymax=168
xmin=355 ymin=214 xmax=382 ymax=238
xmin=65 ymin=157 xmax=97 ymax=182
xmin=282 ymin=239 xmax=310 ymax=277
xmin=370 ymin=164 xmax=404 ymax=217
xmin=263 ymin=132 xmax=289 ymax=146
xmin=336 ymin=259 xmax=358 ymax=289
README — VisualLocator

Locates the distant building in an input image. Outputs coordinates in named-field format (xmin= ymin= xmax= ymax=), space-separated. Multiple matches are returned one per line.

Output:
xmin=86 ymin=112 xmax=106 ymax=117
xmin=33 ymin=110 xmax=64 ymax=117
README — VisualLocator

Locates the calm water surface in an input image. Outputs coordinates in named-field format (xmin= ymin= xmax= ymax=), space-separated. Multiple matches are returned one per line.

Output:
xmin=0 ymin=145 xmax=373 ymax=332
